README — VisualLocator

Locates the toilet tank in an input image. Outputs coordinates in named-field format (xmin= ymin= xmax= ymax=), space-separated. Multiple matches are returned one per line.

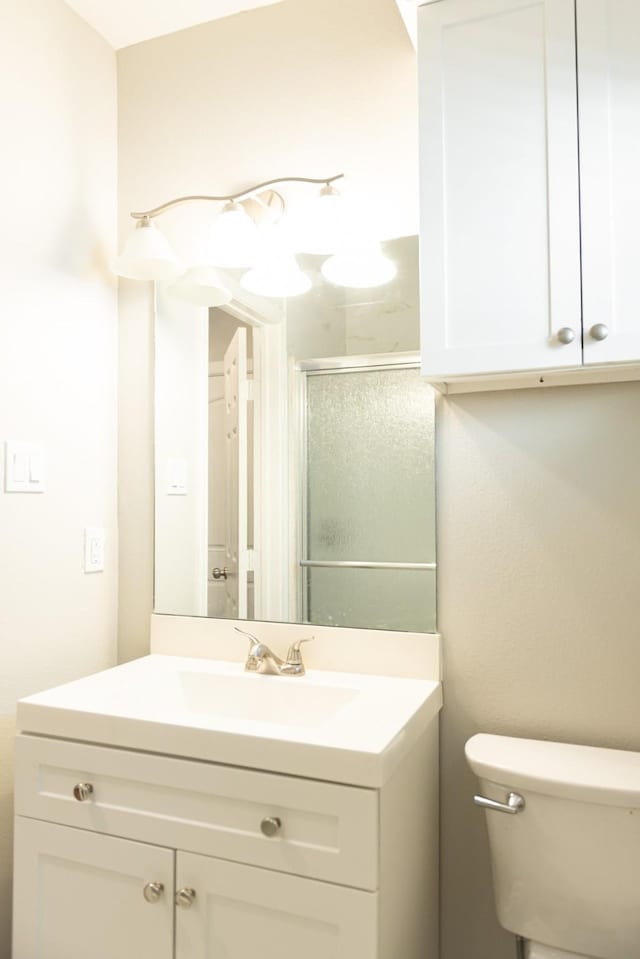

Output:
xmin=465 ymin=734 xmax=640 ymax=959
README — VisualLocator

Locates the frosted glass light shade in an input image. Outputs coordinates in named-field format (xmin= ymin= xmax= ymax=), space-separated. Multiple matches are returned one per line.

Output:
xmin=167 ymin=266 xmax=232 ymax=307
xmin=206 ymin=203 xmax=261 ymax=269
xmin=114 ymin=219 xmax=182 ymax=281
xmin=321 ymin=244 xmax=397 ymax=289
xmin=291 ymin=185 xmax=350 ymax=255
xmin=241 ymin=252 xmax=311 ymax=298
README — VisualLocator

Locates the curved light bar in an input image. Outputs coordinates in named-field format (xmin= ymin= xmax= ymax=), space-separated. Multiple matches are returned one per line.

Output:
xmin=129 ymin=174 xmax=344 ymax=221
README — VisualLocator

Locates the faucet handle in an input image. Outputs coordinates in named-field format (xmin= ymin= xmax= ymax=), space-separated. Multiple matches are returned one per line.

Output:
xmin=234 ymin=626 xmax=261 ymax=652
xmin=285 ymin=636 xmax=314 ymax=667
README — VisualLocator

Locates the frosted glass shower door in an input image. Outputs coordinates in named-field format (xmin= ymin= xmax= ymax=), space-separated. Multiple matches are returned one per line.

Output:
xmin=302 ymin=364 xmax=436 ymax=632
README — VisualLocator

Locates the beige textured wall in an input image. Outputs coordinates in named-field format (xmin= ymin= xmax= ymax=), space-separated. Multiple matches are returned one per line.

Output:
xmin=116 ymin=0 xmax=419 ymax=663
xmin=437 ymin=381 xmax=640 ymax=959
xmin=0 ymin=2 xmax=117 ymax=954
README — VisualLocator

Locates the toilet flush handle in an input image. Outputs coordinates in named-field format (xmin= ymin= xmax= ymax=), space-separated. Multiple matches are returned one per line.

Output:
xmin=473 ymin=792 xmax=525 ymax=815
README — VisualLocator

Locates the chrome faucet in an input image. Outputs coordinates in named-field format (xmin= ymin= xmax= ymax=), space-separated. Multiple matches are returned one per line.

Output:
xmin=234 ymin=627 xmax=313 ymax=677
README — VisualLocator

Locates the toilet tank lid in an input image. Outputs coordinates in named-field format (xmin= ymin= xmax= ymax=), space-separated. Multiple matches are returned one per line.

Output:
xmin=465 ymin=734 xmax=640 ymax=808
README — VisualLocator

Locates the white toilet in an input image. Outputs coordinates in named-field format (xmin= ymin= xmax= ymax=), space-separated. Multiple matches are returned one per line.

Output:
xmin=465 ymin=733 xmax=640 ymax=959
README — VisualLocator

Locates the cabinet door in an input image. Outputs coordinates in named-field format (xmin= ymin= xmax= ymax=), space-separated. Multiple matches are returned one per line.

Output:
xmin=175 ymin=852 xmax=378 ymax=959
xmin=578 ymin=0 xmax=640 ymax=364
xmin=419 ymin=0 xmax=582 ymax=377
xmin=13 ymin=818 xmax=174 ymax=959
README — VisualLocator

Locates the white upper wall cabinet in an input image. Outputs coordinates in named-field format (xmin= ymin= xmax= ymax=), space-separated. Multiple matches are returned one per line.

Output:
xmin=419 ymin=0 xmax=640 ymax=388
xmin=419 ymin=0 xmax=582 ymax=378
xmin=578 ymin=0 xmax=640 ymax=366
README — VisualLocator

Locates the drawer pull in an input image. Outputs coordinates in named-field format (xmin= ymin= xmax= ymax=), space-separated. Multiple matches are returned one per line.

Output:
xmin=73 ymin=782 xmax=94 ymax=802
xmin=260 ymin=816 xmax=282 ymax=838
xmin=143 ymin=882 xmax=164 ymax=903
xmin=175 ymin=888 xmax=196 ymax=909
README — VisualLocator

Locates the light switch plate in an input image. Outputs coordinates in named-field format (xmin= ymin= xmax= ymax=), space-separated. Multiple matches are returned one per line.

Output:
xmin=167 ymin=457 xmax=188 ymax=495
xmin=4 ymin=442 xmax=45 ymax=493
xmin=84 ymin=527 xmax=105 ymax=573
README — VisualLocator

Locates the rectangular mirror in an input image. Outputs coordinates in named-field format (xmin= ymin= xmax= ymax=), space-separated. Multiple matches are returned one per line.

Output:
xmin=154 ymin=234 xmax=437 ymax=632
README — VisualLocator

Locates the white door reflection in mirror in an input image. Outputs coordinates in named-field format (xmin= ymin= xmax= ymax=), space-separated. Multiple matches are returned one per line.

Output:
xmin=207 ymin=372 xmax=226 ymax=617
xmin=223 ymin=328 xmax=249 ymax=619
xmin=208 ymin=320 xmax=259 ymax=620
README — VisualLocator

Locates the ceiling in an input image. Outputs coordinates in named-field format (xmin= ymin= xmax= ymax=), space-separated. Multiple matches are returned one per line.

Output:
xmin=65 ymin=0 xmax=416 ymax=51
xmin=393 ymin=0 xmax=419 ymax=47
xmin=63 ymin=0 xmax=286 ymax=50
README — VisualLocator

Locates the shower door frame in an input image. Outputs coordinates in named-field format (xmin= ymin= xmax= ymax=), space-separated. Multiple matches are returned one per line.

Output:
xmin=293 ymin=351 xmax=437 ymax=626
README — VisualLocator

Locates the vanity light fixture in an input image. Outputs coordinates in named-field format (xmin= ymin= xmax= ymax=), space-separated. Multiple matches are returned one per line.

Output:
xmin=114 ymin=174 xmax=344 ymax=284
xmin=114 ymin=173 xmax=398 ymax=301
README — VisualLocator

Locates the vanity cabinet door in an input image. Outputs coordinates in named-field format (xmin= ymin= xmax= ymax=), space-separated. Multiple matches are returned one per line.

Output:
xmin=418 ymin=0 xmax=582 ymax=378
xmin=577 ymin=0 xmax=640 ymax=365
xmin=175 ymin=852 xmax=378 ymax=959
xmin=12 ymin=818 xmax=174 ymax=959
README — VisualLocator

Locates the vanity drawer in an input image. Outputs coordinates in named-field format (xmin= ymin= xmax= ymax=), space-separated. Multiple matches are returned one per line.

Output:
xmin=15 ymin=735 xmax=378 ymax=890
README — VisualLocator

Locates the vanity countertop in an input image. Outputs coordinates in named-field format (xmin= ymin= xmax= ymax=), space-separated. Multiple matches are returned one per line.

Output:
xmin=17 ymin=654 xmax=442 ymax=787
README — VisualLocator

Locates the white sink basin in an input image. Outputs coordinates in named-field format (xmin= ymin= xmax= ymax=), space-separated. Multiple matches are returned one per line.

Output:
xmin=17 ymin=655 xmax=442 ymax=786
xmin=180 ymin=670 xmax=359 ymax=727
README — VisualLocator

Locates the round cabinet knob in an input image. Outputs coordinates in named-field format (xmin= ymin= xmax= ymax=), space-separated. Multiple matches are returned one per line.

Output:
xmin=589 ymin=323 xmax=609 ymax=341
xmin=260 ymin=816 xmax=282 ymax=838
xmin=175 ymin=888 xmax=197 ymax=909
xmin=143 ymin=882 xmax=164 ymax=903
xmin=73 ymin=783 xmax=94 ymax=802
xmin=556 ymin=327 xmax=575 ymax=345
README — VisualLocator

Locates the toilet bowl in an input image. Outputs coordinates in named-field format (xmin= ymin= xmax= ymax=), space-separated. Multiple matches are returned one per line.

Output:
xmin=465 ymin=734 xmax=640 ymax=959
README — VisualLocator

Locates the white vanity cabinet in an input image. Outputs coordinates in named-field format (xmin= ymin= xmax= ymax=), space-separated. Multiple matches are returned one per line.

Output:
xmin=418 ymin=0 xmax=640 ymax=388
xmin=12 ymin=722 xmax=439 ymax=959
xmin=14 ymin=819 xmax=375 ymax=959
